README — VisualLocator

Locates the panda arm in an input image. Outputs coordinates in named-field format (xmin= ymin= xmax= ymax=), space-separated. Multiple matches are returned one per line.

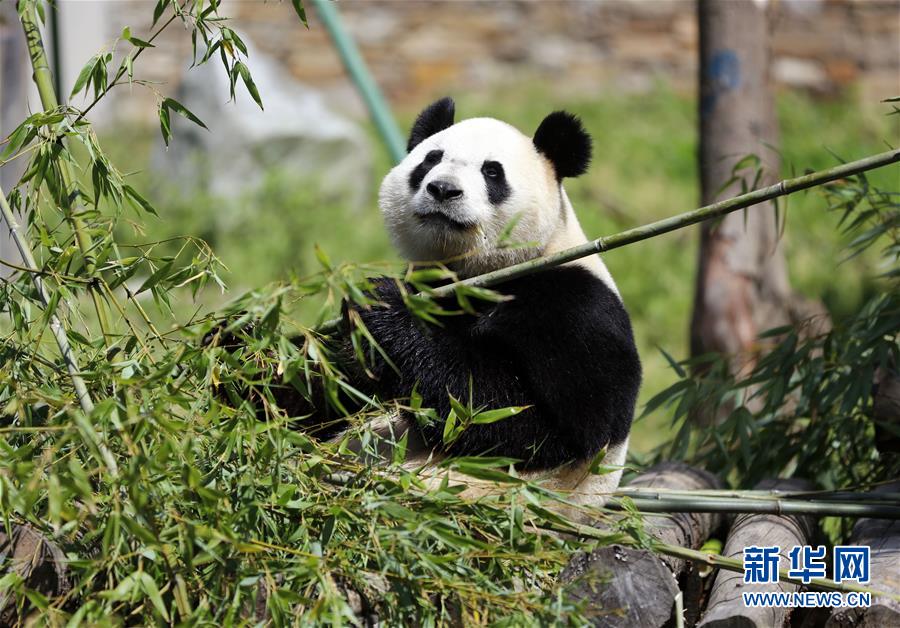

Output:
xmin=346 ymin=277 xmax=531 ymax=434
xmin=455 ymin=266 xmax=642 ymax=468
xmin=351 ymin=268 xmax=641 ymax=469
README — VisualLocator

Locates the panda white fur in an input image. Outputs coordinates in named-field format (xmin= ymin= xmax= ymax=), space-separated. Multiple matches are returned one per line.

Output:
xmin=327 ymin=97 xmax=642 ymax=506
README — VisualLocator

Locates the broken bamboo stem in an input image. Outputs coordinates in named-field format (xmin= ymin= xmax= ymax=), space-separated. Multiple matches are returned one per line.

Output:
xmin=316 ymin=148 xmax=900 ymax=335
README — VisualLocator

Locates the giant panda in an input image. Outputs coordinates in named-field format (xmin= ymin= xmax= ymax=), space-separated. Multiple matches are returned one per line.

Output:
xmin=223 ymin=97 xmax=642 ymax=506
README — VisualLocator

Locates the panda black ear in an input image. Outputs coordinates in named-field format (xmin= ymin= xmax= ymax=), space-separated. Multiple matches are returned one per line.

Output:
xmin=533 ymin=111 xmax=592 ymax=179
xmin=407 ymin=97 xmax=455 ymax=152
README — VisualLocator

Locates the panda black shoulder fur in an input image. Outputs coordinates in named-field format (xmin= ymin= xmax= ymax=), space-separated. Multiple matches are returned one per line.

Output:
xmin=274 ymin=98 xmax=640 ymax=501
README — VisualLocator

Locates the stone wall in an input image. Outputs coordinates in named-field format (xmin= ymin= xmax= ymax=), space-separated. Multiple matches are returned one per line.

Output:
xmin=71 ymin=0 xmax=900 ymax=118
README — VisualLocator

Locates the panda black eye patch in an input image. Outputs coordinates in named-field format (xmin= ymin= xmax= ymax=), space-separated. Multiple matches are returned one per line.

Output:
xmin=482 ymin=160 xmax=510 ymax=205
xmin=408 ymin=150 xmax=444 ymax=191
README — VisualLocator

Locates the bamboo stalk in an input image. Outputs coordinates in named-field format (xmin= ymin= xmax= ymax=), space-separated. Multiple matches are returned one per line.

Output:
xmin=439 ymin=149 xmax=900 ymax=295
xmin=617 ymin=488 xmax=900 ymax=502
xmin=19 ymin=0 xmax=111 ymax=342
xmin=0 ymin=182 xmax=93 ymax=415
xmin=607 ymin=496 xmax=900 ymax=519
xmin=316 ymin=148 xmax=900 ymax=335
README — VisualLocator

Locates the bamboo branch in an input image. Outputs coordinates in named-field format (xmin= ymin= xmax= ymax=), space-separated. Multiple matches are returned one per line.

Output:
xmin=0 ymin=182 xmax=93 ymax=415
xmin=441 ymin=149 xmax=900 ymax=295
xmin=616 ymin=487 xmax=900 ymax=502
xmin=606 ymin=495 xmax=900 ymax=519
xmin=72 ymin=3 xmax=183 ymax=125
xmin=316 ymin=148 xmax=900 ymax=335
xmin=19 ymin=0 xmax=111 ymax=342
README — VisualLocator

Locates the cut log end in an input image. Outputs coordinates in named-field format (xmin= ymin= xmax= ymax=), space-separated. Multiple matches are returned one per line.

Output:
xmin=698 ymin=478 xmax=817 ymax=628
xmin=561 ymin=462 xmax=723 ymax=627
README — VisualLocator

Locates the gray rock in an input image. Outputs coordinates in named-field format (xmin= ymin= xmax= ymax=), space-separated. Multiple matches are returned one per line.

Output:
xmin=153 ymin=36 xmax=371 ymax=208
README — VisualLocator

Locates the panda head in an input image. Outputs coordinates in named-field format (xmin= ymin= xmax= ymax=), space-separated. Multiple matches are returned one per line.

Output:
xmin=379 ymin=97 xmax=592 ymax=276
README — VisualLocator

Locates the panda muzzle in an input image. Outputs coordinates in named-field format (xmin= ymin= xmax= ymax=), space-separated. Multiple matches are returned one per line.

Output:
xmin=426 ymin=179 xmax=464 ymax=202
xmin=414 ymin=208 xmax=477 ymax=231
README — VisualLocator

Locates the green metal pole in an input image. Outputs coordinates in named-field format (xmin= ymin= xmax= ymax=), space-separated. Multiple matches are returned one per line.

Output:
xmin=311 ymin=0 xmax=407 ymax=165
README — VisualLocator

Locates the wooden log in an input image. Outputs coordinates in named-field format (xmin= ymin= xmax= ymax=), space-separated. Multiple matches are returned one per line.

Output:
xmin=560 ymin=462 xmax=723 ymax=627
xmin=698 ymin=478 xmax=817 ymax=628
xmin=827 ymin=481 xmax=900 ymax=627
xmin=0 ymin=524 xmax=71 ymax=625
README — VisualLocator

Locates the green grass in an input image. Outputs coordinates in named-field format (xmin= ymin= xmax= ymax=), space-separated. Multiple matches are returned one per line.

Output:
xmin=101 ymin=85 xmax=899 ymax=455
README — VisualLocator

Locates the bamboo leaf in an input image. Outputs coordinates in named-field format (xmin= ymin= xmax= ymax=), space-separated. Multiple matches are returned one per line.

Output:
xmin=127 ymin=35 xmax=155 ymax=49
xmin=1 ymin=123 xmax=34 ymax=159
xmin=162 ymin=97 xmax=208 ymax=130
xmin=152 ymin=0 xmax=170 ymax=26
xmin=453 ymin=462 xmax=523 ymax=484
xmin=235 ymin=61 xmax=263 ymax=110
xmin=658 ymin=346 xmax=686 ymax=378
xmin=314 ymin=244 xmax=332 ymax=271
xmin=70 ymin=55 xmax=98 ymax=98
xmin=442 ymin=410 xmax=459 ymax=445
xmin=123 ymin=184 xmax=158 ymax=216
xmin=472 ymin=406 xmax=527 ymax=424
xmin=136 ymin=261 xmax=174 ymax=294
xmin=291 ymin=0 xmax=308 ymax=26
xmin=138 ymin=572 xmax=170 ymax=622
xmin=158 ymin=102 xmax=172 ymax=146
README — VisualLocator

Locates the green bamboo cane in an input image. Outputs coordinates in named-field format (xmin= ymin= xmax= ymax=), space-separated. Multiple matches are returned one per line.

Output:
xmin=19 ymin=0 xmax=112 ymax=342
xmin=0 ymin=182 xmax=93 ymax=414
xmin=435 ymin=148 xmax=900 ymax=295
xmin=316 ymin=147 xmax=900 ymax=335
xmin=616 ymin=487 xmax=900 ymax=503
xmin=606 ymin=496 xmax=900 ymax=519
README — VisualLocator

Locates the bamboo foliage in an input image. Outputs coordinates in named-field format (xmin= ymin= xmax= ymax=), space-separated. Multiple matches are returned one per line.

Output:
xmin=0 ymin=0 xmax=898 ymax=623
xmin=0 ymin=2 xmax=599 ymax=623
xmin=0 ymin=181 xmax=93 ymax=414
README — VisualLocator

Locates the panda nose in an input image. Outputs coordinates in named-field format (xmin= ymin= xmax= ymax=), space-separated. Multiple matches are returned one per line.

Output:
xmin=426 ymin=180 xmax=463 ymax=202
